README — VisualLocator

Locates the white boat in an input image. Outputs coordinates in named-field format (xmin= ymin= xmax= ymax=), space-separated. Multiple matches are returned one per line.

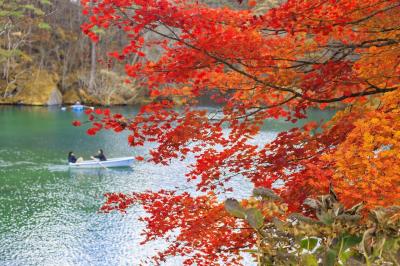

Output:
xmin=69 ymin=157 xmax=135 ymax=168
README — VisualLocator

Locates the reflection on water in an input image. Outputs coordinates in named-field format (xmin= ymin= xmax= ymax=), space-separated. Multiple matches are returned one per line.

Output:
xmin=68 ymin=167 xmax=133 ymax=178
xmin=0 ymin=106 xmax=335 ymax=265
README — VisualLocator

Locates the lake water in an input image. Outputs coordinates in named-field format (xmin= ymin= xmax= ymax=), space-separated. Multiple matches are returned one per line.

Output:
xmin=0 ymin=106 xmax=335 ymax=266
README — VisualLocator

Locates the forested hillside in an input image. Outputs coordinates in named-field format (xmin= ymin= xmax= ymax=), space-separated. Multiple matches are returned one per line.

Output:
xmin=0 ymin=0 xmax=148 ymax=105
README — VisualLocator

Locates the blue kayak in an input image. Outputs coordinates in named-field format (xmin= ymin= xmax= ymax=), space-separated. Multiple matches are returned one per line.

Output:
xmin=71 ymin=104 xmax=84 ymax=111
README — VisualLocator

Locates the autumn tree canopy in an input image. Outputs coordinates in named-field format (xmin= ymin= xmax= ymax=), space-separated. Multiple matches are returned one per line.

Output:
xmin=79 ymin=0 xmax=400 ymax=264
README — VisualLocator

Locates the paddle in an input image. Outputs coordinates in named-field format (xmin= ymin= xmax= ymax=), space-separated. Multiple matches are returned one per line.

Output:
xmin=94 ymin=157 xmax=108 ymax=170
xmin=96 ymin=161 xmax=108 ymax=170
xmin=89 ymin=155 xmax=108 ymax=170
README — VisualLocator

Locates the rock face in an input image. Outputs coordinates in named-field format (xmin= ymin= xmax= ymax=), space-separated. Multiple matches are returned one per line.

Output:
xmin=0 ymin=68 xmax=148 ymax=106
xmin=47 ymin=88 xmax=63 ymax=105
xmin=0 ymin=70 xmax=62 ymax=105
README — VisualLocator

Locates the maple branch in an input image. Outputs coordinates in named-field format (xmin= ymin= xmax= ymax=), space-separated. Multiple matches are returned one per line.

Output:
xmin=343 ymin=2 xmax=400 ymax=26
xmin=353 ymin=26 xmax=400 ymax=33
xmin=261 ymin=2 xmax=400 ymax=35
xmin=115 ymin=6 xmax=398 ymax=106
xmin=325 ymin=38 xmax=399 ymax=49
xmin=150 ymin=23 xmax=399 ymax=103
xmin=305 ymin=86 xmax=398 ymax=103
xmin=209 ymin=95 xmax=298 ymax=121
xmin=216 ymin=242 xmax=253 ymax=252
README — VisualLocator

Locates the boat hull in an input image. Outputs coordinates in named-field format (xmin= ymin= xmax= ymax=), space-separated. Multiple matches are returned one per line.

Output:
xmin=69 ymin=157 xmax=135 ymax=168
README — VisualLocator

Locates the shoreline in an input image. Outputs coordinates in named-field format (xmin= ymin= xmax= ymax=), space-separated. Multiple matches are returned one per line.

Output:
xmin=0 ymin=102 xmax=131 ymax=107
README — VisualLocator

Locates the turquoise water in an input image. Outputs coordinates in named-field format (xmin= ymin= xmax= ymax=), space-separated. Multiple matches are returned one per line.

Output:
xmin=0 ymin=106 xmax=335 ymax=265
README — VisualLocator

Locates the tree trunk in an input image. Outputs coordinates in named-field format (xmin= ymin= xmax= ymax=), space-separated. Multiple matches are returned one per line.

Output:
xmin=88 ymin=40 xmax=96 ymax=92
xmin=88 ymin=0 xmax=97 ymax=93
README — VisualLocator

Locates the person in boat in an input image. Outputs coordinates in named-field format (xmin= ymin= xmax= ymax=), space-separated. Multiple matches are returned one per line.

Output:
xmin=68 ymin=151 xmax=83 ymax=163
xmin=91 ymin=149 xmax=107 ymax=161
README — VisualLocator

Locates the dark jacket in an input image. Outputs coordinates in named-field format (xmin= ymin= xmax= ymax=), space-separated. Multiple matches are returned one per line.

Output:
xmin=93 ymin=153 xmax=106 ymax=161
xmin=68 ymin=154 xmax=77 ymax=163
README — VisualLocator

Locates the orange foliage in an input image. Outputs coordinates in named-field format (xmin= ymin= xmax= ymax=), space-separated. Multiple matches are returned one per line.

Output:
xmin=326 ymin=90 xmax=400 ymax=209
